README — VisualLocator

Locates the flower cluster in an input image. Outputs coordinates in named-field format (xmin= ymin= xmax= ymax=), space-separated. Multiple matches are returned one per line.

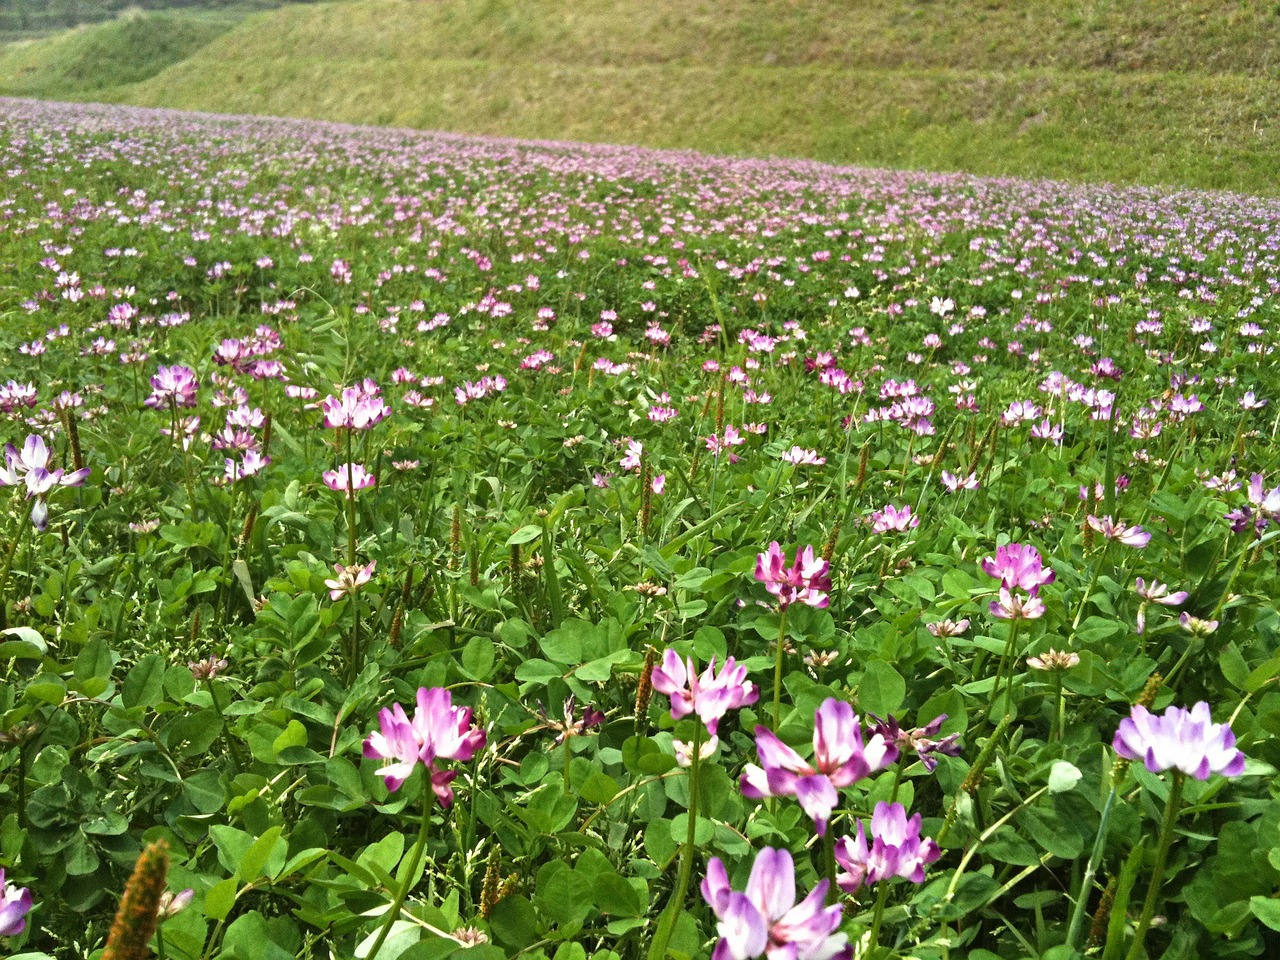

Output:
xmin=363 ymin=687 xmax=487 ymax=804
xmin=834 ymin=802 xmax=940 ymax=892
xmin=1113 ymin=702 xmax=1245 ymax=780
xmin=754 ymin=542 xmax=832 ymax=610
xmin=702 ymin=848 xmax=848 ymax=960
xmin=320 ymin=384 xmax=391 ymax=430
xmin=0 ymin=868 xmax=32 ymax=937
xmin=741 ymin=699 xmax=897 ymax=835
xmin=144 ymin=364 xmax=199 ymax=409
xmin=981 ymin=542 xmax=1053 ymax=620
xmin=0 ymin=435 xmax=90 ymax=530
xmin=651 ymin=649 xmax=758 ymax=736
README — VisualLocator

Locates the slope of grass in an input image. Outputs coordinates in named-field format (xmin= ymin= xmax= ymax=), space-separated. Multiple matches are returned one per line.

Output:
xmin=0 ymin=9 xmax=244 ymax=97
xmin=4 ymin=0 xmax=1280 ymax=193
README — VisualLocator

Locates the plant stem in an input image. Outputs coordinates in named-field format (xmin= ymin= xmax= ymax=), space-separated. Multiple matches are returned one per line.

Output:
xmin=988 ymin=617 xmax=1022 ymax=725
xmin=865 ymin=880 xmax=891 ymax=958
xmin=772 ymin=607 xmax=789 ymax=730
xmin=1065 ymin=781 xmax=1120 ymax=951
xmin=648 ymin=722 xmax=703 ymax=960
xmin=1124 ymin=773 xmax=1185 ymax=960
xmin=367 ymin=768 xmax=434 ymax=960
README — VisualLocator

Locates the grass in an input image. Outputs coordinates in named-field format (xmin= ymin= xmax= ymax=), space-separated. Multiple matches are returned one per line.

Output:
xmin=3 ymin=0 xmax=1280 ymax=193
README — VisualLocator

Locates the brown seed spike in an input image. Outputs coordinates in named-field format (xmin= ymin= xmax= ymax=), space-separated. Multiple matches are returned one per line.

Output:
xmin=102 ymin=840 xmax=171 ymax=960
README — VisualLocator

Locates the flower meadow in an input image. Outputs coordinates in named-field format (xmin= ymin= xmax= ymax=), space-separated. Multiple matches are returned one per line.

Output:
xmin=1 ymin=95 xmax=1279 ymax=960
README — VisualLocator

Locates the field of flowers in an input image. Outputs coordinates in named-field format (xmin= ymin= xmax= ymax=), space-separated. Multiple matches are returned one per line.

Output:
xmin=1 ymin=96 xmax=1279 ymax=960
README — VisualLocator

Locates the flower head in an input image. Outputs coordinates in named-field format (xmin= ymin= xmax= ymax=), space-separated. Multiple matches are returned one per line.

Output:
xmin=1086 ymin=515 xmax=1152 ymax=548
xmin=1112 ymin=701 xmax=1245 ymax=780
xmin=323 ymin=462 xmax=377 ymax=496
xmin=741 ymin=699 xmax=897 ymax=835
xmin=145 ymin=364 xmax=198 ymax=409
xmin=868 ymin=714 xmax=961 ymax=772
xmin=0 ymin=868 xmax=32 ymax=937
xmin=834 ymin=802 xmax=940 ymax=892
xmin=981 ymin=543 xmax=1055 ymax=593
xmin=363 ymin=687 xmax=487 ymax=804
xmin=320 ymin=385 xmax=390 ymax=430
xmin=650 ymin=649 xmax=758 ymax=735
xmin=325 ymin=560 xmax=376 ymax=601
xmin=754 ymin=542 xmax=832 ymax=610
xmin=701 ymin=848 xmax=849 ymax=960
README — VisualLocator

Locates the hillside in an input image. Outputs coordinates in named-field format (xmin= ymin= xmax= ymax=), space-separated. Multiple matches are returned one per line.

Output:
xmin=3 ymin=0 xmax=1280 ymax=193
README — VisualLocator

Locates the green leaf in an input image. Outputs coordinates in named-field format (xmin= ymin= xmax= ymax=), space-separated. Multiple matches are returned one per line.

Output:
xmin=858 ymin=659 xmax=906 ymax=717
xmin=1249 ymin=895 xmax=1280 ymax=932
xmin=460 ymin=636 xmax=495 ymax=680
xmin=240 ymin=825 xmax=286 ymax=881
xmin=0 ymin=626 xmax=47 ymax=659
xmin=204 ymin=878 xmax=239 ymax=922
xmin=1048 ymin=761 xmax=1082 ymax=793
xmin=122 ymin=654 xmax=167 ymax=709
xmin=507 ymin=524 xmax=543 ymax=546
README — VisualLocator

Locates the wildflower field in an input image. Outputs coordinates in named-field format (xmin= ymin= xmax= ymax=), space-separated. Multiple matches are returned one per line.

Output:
xmin=1 ymin=97 xmax=1279 ymax=960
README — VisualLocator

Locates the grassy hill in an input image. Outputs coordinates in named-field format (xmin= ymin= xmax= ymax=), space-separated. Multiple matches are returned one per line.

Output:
xmin=3 ymin=0 xmax=1280 ymax=193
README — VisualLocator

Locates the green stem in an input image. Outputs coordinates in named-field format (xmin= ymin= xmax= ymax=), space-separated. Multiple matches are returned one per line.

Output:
xmin=367 ymin=768 xmax=434 ymax=960
xmin=823 ymin=830 xmax=837 ymax=904
xmin=562 ymin=734 xmax=573 ymax=795
xmin=773 ymin=607 xmax=789 ymax=730
xmin=1065 ymin=781 xmax=1120 ymax=951
xmin=1053 ymin=672 xmax=1065 ymax=743
xmin=1125 ymin=773 xmax=1185 ymax=960
xmin=865 ymin=880 xmax=891 ymax=958
xmin=988 ymin=618 xmax=1022 ymax=725
xmin=648 ymin=722 xmax=703 ymax=960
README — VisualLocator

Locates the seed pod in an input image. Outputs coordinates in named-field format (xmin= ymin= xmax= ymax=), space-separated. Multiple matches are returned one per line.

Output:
xmin=634 ymin=646 xmax=657 ymax=727
xmin=480 ymin=847 xmax=502 ymax=918
xmin=1087 ymin=876 xmax=1118 ymax=948
xmin=822 ymin=521 xmax=842 ymax=563
xmin=102 ymin=840 xmax=170 ymax=960
xmin=855 ymin=443 xmax=869 ymax=489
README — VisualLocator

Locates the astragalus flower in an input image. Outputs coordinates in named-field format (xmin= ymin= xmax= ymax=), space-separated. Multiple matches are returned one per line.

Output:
xmin=650 ymin=649 xmax=758 ymax=735
xmin=989 ymin=587 xmax=1046 ymax=620
xmin=981 ymin=543 xmax=1055 ymax=593
xmin=741 ymin=699 xmax=897 ymax=835
xmin=144 ymin=364 xmax=198 ymax=409
xmin=1 ymin=434 xmax=91 ymax=530
xmin=319 ymin=385 xmax=390 ymax=430
xmin=1112 ymin=702 xmax=1245 ymax=780
xmin=754 ymin=542 xmax=831 ymax=610
xmin=363 ymin=687 xmax=487 ymax=803
xmin=869 ymin=503 xmax=919 ymax=533
xmin=834 ymin=802 xmax=940 ymax=892
xmin=0 ymin=867 xmax=32 ymax=936
xmin=323 ymin=462 xmax=376 ymax=496
xmin=1134 ymin=577 xmax=1189 ymax=634
xmin=1086 ymin=514 xmax=1152 ymax=548
xmin=325 ymin=561 xmax=375 ymax=601
xmin=701 ymin=848 xmax=849 ymax=960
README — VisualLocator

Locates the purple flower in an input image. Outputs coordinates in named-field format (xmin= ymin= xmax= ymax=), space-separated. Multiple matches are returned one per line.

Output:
xmin=320 ymin=385 xmax=391 ymax=430
xmin=701 ymin=848 xmax=849 ymax=960
xmin=741 ymin=699 xmax=897 ymax=835
xmin=1112 ymin=702 xmax=1245 ymax=780
xmin=325 ymin=561 xmax=375 ymax=601
xmin=1086 ymin=515 xmax=1152 ymax=548
xmin=868 ymin=714 xmax=962 ymax=772
xmin=833 ymin=802 xmax=941 ymax=892
xmin=363 ymin=687 xmax=487 ymax=804
xmin=1134 ymin=577 xmax=1188 ymax=634
xmin=869 ymin=503 xmax=919 ymax=534
xmin=1 ymin=435 xmax=91 ymax=531
xmin=0 ymin=867 xmax=32 ymax=937
xmin=650 ymin=649 xmax=758 ymax=735
xmin=323 ymin=462 xmax=376 ymax=496
xmin=754 ymin=542 xmax=832 ymax=610
xmin=980 ymin=543 xmax=1055 ymax=593
xmin=144 ymin=364 xmax=199 ymax=409
xmin=989 ymin=587 xmax=1046 ymax=620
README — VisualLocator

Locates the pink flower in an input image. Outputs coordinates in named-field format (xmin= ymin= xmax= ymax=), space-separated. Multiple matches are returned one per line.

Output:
xmin=870 ymin=504 xmax=919 ymax=533
xmin=363 ymin=687 xmax=487 ymax=803
xmin=834 ymin=802 xmax=940 ymax=891
xmin=989 ymin=587 xmax=1047 ymax=620
xmin=1086 ymin=515 xmax=1151 ymax=548
xmin=319 ymin=385 xmax=390 ymax=430
xmin=145 ymin=364 xmax=198 ymax=409
xmin=780 ymin=446 xmax=826 ymax=466
xmin=323 ymin=462 xmax=377 ymax=497
xmin=652 ymin=473 xmax=666 ymax=495
xmin=980 ymin=543 xmax=1055 ymax=593
xmin=754 ymin=542 xmax=832 ymax=610
xmin=650 ymin=649 xmax=758 ymax=736
xmin=325 ymin=561 xmax=375 ymax=601
xmin=619 ymin=439 xmax=643 ymax=472
xmin=0 ymin=868 xmax=32 ymax=936
xmin=1112 ymin=702 xmax=1245 ymax=780
xmin=701 ymin=848 xmax=849 ymax=960
xmin=741 ymin=699 xmax=897 ymax=835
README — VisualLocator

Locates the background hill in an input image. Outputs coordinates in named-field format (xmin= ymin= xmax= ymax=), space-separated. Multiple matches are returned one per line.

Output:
xmin=3 ymin=0 xmax=1280 ymax=194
